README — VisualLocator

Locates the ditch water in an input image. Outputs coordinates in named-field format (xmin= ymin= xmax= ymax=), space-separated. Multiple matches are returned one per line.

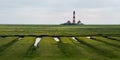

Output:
xmin=17 ymin=37 xmax=23 ymax=40
xmin=72 ymin=37 xmax=77 ymax=41
xmin=34 ymin=37 xmax=41 ymax=47
xmin=53 ymin=37 xmax=60 ymax=42
xmin=86 ymin=36 xmax=91 ymax=39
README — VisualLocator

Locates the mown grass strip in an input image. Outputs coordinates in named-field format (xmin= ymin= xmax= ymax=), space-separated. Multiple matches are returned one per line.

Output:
xmin=91 ymin=37 xmax=120 ymax=48
xmin=0 ymin=37 xmax=17 ymax=46
xmin=37 ymin=37 xmax=63 ymax=57
xmin=107 ymin=37 xmax=120 ymax=41
xmin=59 ymin=37 xmax=89 ymax=57
xmin=0 ymin=37 xmax=18 ymax=54
xmin=76 ymin=37 xmax=120 ymax=58
xmin=0 ymin=37 xmax=35 ymax=58
xmin=67 ymin=37 xmax=110 ymax=60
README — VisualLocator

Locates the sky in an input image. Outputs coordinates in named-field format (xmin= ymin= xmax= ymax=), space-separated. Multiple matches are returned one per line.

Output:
xmin=0 ymin=0 xmax=120 ymax=24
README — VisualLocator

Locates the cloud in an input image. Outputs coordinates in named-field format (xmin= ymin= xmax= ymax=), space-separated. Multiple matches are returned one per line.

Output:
xmin=77 ymin=7 xmax=120 ymax=24
xmin=0 ymin=0 xmax=120 ymax=24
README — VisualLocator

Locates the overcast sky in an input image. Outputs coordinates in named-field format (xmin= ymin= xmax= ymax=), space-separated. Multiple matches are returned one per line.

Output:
xmin=0 ymin=0 xmax=120 ymax=24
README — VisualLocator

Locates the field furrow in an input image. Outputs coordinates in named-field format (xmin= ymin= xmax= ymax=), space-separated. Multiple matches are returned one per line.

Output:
xmin=108 ymin=37 xmax=120 ymax=41
xmin=91 ymin=37 xmax=120 ymax=48
xmin=0 ymin=37 xmax=35 ymax=58
xmin=68 ymin=37 xmax=111 ymax=59
xmin=76 ymin=37 xmax=120 ymax=58
xmin=0 ymin=37 xmax=18 ymax=54
xmin=58 ymin=37 xmax=82 ymax=57
xmin=0 ymin=37 xmax=18 ymax=46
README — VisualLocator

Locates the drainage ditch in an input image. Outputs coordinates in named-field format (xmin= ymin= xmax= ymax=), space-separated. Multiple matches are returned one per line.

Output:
xmin=34 ymin=37 xmax=41 ymax=47
xmin=53 ymin=37 xmax=60 ymax=42
xmin=71 ymin=37 xmax=78 ymax=41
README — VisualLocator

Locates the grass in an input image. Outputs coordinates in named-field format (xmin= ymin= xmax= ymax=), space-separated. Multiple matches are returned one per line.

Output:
xmin=76 ymin=37 xmax=120 ymax=58
xmin=0 ymin=25 xmax=120 ymax=60
xmin=106 ymin=37 xmax=120 ymax=41
xmin=0 ymin=36 xmax=120 ymax=60
xmin=0 ymin=25 xmax=120 ymax=36
xmin=37 ymin=37 xmax=63 ymax=57
xmin=58 ymin=37 xmax=84 ymax=57
xmin=0 ymin=37 xmax=17 ymax=46
xmin=91 ymin=37 xmax=120 ymax=48
xmin=0 ymin=37 xmax=35 ymax=59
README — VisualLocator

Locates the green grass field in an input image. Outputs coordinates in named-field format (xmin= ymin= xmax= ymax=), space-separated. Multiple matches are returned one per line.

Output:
xmin=0 ymin=25 xmax=120 ymax=36
xmin=0 ymin=25 xmax=120 ymax=60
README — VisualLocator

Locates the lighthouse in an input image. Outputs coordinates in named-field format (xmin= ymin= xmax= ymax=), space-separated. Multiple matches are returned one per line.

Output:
xmin=61 ymin=11 xmax=83 ymax=25
xmin=73 ymin=11 xmax=76 ymax=24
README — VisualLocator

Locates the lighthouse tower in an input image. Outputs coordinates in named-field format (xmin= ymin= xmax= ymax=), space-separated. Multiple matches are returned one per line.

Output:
xmin=61 ymin=11 xmax=84 ymax=25
xmin=73 ymin=11 xmax=76 ymax=24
